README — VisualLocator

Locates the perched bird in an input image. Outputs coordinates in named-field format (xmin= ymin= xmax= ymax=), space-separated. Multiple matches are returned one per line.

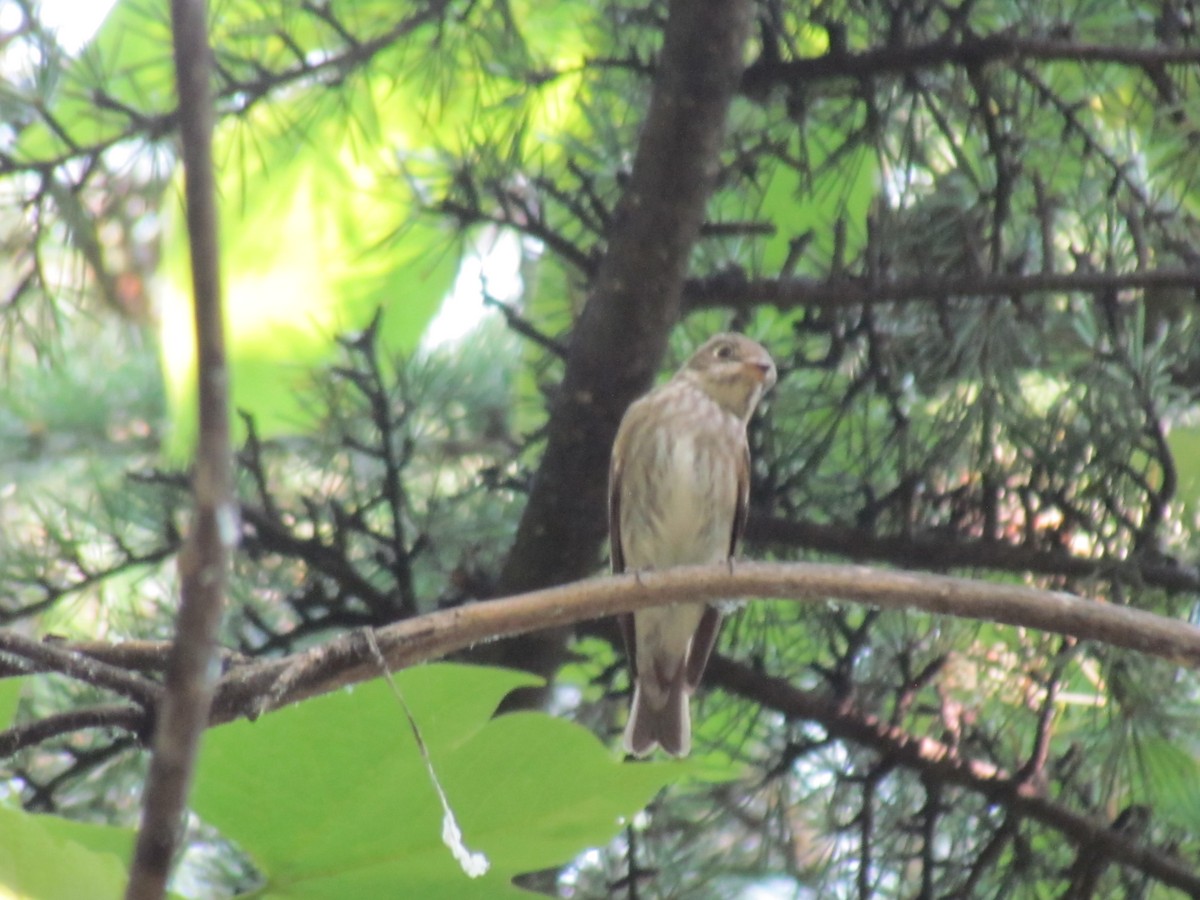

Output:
xmin=609 ymin=333 xmax=776 ymax=756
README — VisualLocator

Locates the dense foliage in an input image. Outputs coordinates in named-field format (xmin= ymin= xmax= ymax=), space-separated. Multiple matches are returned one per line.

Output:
xmin=2 ymin=0 xmax=1200 ymax=896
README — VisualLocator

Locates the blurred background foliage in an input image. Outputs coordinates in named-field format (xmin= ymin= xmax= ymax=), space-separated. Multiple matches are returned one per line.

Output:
xmin=2 ymin=0 xmax=1200 ymax=896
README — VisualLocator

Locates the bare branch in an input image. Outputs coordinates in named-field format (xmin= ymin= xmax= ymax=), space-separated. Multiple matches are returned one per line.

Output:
xmin=0 ymin=704 xmax=145 ymax=757
xmin=745 ymin=517 xmax=1200 ymax=594
xmin=126 ymin=2 xmax=232 ymax=897
xmin=0 ymin=632 xmax=161 ymax=708
xmin=684 ymin=268 xmax=1200 ymax=312
xmin=0 ymin=638 xmax=248 ymax=679
xmin=741 ymin=34 xmax=1200 ymax=93
xmin=208 ymin=562 xmax=1200 ymax=724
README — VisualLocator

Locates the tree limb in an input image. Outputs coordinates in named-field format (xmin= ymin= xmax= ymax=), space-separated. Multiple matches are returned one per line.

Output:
xmin=205 ymin=562 xmax=1200 ymax=724
xmin=125 ymin=2 xmax=233 ymax=897
xmin=12 ymin=561 xmax=1200 ymax=892
xmin=746 ymin=517 xmax=1200 ymax=594
xmin=683 ymin=268 xmax=1200 ymax=312
xmin=0 ymin=704 xmax=145 ymax=757
xmin=0 ymin=632 xmax=161 ymax=708
xmin=741 ymin=34 xmax=1200 ymax=93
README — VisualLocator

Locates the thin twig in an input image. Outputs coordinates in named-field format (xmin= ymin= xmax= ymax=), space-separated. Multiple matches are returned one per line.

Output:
xmin=0 ymin=704 xmax=146 ymax=757
xmin=0 ymin=632 xmax=161 ymax=708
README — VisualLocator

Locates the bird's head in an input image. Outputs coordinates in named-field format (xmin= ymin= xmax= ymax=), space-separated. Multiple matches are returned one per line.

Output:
xmin=681 ymin=333 xmax=777 ymax=420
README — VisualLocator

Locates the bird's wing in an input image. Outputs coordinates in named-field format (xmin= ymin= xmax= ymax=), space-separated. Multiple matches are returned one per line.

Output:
xmin=684 ymin=605 xmax=723 ymax=690
xmin=608 ymin=432 xmax=626 ymax=575
xmin=685 ymin=433 xmax=749 ymax=691
xmin=609 ymin=411 xmax=636 ymax=678
xmin=730 ymin=438 xmax=751 ymax=557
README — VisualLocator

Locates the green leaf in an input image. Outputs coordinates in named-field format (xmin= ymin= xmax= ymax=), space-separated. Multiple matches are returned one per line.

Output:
xmin=157 ymin=102 xmax=461 ymax=458
xmin=0 ymin=804 xmax=135 ymax=900
xmin=0 ymin=677 xmax=22 ymax=730
xmin=192 ymin=664 xmax=680 ymax=898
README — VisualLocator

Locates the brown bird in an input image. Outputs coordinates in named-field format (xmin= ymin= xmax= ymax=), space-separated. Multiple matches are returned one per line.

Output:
xmin=609 ymin=333 xmax=776 ymax=756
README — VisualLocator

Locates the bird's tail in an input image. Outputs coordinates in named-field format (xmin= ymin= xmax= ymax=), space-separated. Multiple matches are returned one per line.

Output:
xmin=623 ymin=677 xmax=690 ymax=757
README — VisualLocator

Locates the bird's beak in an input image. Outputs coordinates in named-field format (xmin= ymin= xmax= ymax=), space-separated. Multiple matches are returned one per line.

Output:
xmin=745 ymin=361 xmax=776 ymax=386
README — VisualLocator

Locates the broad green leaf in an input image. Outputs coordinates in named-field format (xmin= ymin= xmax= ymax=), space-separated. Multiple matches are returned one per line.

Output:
xmin=0 ymin=805 xmax=134 ymax=900
xmin=157 ymin=101 xmax=461 ymax=458
xmin=192 ymin=664 xmax=681 ymax=898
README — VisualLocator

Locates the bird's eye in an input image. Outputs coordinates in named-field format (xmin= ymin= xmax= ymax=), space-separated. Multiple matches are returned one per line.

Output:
xmin=714 ymin=343 xmax=735 ymax=360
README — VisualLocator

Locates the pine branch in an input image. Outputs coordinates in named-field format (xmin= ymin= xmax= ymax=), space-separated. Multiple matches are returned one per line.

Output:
xmin=741 ymin=33 xmax=1200 ymax=93
xmin=745 ymin=517 xmax=1200 ymax=594
xmin=683 ymin=268 xmax=1200 ymax=312
xmin=707 ymin=654 xmax=1200 ymax=897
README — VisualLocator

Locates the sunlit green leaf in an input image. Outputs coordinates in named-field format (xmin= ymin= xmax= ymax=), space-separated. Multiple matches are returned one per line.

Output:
xmin=157 ymin=98 xmax=461 ymax=458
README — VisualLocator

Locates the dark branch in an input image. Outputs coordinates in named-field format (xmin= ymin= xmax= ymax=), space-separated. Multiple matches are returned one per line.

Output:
xmin=0 ymin=704 xmax=146 ymax=757
xmin=684 ymin=268 xmax=1200 ymax=312
xmin=0 ymin=632 xmax=161 ymax=708
xmin=746 ymin=517 xmax=1200 ymax=595
xmin=742 ymin=34 xmax=1200 ymax=93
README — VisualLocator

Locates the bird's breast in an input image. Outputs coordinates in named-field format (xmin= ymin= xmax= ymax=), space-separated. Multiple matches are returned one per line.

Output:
xmin=620 ymin=425 xmax=739 ymax=569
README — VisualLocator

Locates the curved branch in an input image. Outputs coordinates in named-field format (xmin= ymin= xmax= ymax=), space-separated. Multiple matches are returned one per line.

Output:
xmin=11 ymin=562 xmax=1198 ymax=892
xmin=209 ymin=562 xmax=1200 ymax=724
